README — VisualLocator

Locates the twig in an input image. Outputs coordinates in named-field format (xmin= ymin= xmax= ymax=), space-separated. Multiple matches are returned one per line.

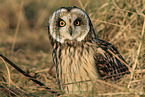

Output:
xmin=0 ymin=84 xmax=18 ymax=96
xmin=0 ymin=54 xmax=60 ymax=95
xmin=11 ymin=1 xmax=23 ymax=52
xmin=96 ymin=79 xmax=128 ymax=91
xmin=0 ymin=57 xmax=11 ymax=96
xmin=127 ymin=17 xmax=145 ymax=88
xmin=97 ymin=92 xmax=131 ymax=96
xmin=135 ymin=69 xmax=145 ymax=73
xmin=107 ymin=49 xmax=133 ymax=74
xmin=78 ymin=0 xmax=85 ymax=11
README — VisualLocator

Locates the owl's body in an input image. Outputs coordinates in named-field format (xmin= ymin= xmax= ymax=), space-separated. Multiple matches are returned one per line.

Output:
xmin=52 ymin=41 xmax=99 ymax=93
xmin=48 ymin=6 xmax=129 ymax=94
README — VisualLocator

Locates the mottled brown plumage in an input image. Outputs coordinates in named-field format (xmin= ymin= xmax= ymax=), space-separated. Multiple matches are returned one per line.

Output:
xmin=94 ymin=39 xmax=130 ymax=80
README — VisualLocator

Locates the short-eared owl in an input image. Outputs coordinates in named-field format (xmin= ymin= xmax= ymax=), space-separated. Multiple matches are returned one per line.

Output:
xmin=48 ymin=6 xmax=129 ymax=94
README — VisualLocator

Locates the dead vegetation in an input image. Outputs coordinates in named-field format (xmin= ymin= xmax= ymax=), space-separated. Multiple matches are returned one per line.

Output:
xmin=0 ymin=0 xmax=144 ymax=96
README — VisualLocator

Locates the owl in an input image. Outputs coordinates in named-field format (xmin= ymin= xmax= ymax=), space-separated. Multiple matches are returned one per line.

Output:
xmin=48 ymin=6 xmax=130 ymax=94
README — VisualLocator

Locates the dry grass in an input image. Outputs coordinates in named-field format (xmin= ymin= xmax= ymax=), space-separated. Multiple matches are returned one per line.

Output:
xmin=0 ymin=0 xmax=144 ymax=96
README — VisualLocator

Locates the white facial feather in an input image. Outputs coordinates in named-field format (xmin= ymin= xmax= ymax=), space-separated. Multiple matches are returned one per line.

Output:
xmin=49 ymin=8 xmax=90 ymax=43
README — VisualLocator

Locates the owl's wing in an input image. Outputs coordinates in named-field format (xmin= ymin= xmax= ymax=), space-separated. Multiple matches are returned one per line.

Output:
xmin=94 ymin=39 xmax=130 ymax=80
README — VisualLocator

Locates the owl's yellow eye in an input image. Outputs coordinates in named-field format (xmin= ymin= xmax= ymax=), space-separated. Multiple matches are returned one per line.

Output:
xmin=74 ymin=19 xmax=81 ymax=26
xmin=59 ymin=20 xmax=66 ymax=27
xmin=75 ymin=20 xmax=80 ymax=26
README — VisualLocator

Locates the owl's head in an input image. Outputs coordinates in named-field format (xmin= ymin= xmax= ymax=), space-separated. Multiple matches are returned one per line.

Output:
xmin=48 ymin=6 xmax=94 ymax=43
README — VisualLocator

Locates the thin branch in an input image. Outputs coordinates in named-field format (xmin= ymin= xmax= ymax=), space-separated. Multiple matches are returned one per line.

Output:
xmin=0 ymin=54 xmax=60 ymax=96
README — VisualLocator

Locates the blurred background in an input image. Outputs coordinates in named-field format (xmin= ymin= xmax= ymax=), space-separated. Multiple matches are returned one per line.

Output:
xmin=0 ymin=0 xmax=106 ymax=53
xmin=0 ymin=0 xmax=144 ymax=96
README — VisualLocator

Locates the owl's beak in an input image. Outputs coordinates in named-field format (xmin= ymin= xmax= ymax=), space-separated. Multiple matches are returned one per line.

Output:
xmin=69 ymin=27 xmax=72 ymax=36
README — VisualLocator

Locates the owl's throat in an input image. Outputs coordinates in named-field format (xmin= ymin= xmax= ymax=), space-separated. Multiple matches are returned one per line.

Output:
xmin=63 ymin=39 xmax=78 ymax=47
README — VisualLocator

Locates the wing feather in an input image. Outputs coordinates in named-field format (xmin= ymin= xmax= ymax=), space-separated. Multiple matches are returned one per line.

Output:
xmin=94 ymin=39 xmax=130 ymax=80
